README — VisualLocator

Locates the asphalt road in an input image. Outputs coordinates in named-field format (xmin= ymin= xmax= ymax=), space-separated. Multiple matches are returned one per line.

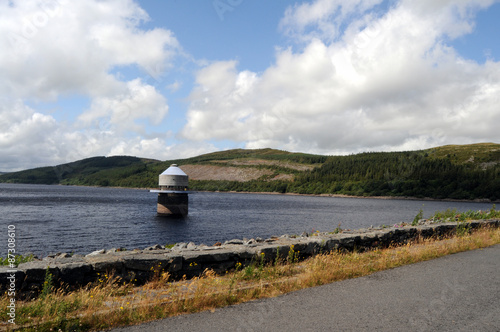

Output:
xmin=109 ymin=244 xmax=500 ymax=332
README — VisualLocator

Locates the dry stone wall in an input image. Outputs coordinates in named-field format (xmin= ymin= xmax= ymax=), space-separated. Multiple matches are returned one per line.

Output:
xmin=2 ymin=220 xmax=498 ymax=299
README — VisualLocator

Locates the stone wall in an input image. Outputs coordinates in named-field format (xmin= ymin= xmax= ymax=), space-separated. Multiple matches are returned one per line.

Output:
xmin=1 ymin=220 xmax=498 ymax=299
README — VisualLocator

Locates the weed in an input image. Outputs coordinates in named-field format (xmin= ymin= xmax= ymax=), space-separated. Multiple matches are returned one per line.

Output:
xmin=41 ymin=267 xmax=53 ymax=298
xmin=412 ymin=208 xmax=424 ymax=226
xmin=243 ymin=264 xmax=256 ymax=280
xmin=0 ymin=253 xmax=34 ymax=266
xmin=456 ymin=221 xmax=472 ymax=237
xmin=490 ymin=204 xmax=496 ymax=215
xmin=430 ymin=205 xmax=500 ymax=223
xmin=259 ymin=252 xmax=266 ymax=271
xmin=287 ymin=245 xmax=299 ymax=264
xmin=274 ymin=248 xmax=280 ymax=266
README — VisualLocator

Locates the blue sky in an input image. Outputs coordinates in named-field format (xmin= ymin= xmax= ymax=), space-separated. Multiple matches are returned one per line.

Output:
xmin=1 ymin=0 xmax=500 ymax=171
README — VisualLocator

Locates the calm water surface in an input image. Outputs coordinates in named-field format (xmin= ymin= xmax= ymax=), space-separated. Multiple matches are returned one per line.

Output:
xmin=0 ymin=183 xmax=495 ymax=256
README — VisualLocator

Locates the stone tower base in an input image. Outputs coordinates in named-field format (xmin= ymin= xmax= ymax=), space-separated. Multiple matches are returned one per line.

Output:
xmin=157 ymin=193 xmax=188 ymax=216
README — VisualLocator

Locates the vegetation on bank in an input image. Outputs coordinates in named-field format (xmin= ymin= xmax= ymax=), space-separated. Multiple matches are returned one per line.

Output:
xmin=1 ymin=143 xmax=499 ymax=201
xmin=0 ymin=254 xmax=34 ymax=266
xmin=1 ymin=218 xmax=499 ymax=332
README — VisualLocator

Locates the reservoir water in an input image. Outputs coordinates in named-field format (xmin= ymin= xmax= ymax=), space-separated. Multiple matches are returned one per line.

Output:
xmin=0 ymin=183 xmax=495 ymax=257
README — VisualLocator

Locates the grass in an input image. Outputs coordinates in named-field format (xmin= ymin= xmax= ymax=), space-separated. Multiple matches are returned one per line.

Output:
xmin=428 ymin=204 xmax=500 ymax=223
xmin=1 ymin=223 xmax=499 ymax=332
xmin=426 ymin=142 xmax=500 ymax=164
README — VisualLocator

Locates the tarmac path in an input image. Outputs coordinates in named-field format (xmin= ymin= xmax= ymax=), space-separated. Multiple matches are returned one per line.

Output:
xmin=109 ymin=244 xmax=500 ymax=332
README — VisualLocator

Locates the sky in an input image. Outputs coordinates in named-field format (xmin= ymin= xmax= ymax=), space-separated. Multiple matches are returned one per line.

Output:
xmin=1 ymin=0 xmax=500 ymax=172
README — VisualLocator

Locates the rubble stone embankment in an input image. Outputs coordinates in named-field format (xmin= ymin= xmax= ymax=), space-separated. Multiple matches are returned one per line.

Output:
xmin=1 ymin=220 xmax=498 ymax=298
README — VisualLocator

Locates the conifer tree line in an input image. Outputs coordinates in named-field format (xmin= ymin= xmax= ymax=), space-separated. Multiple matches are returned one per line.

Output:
xmin=191 ymin=151 xmax=500 ymax=201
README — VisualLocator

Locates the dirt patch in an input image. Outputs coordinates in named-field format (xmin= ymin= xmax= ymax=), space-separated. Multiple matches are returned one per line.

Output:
xmin=270 ymin=174 xmax=294 ymax=181
xmin=180 ymin=164 xmax=273 ymax=182
xmin=212 ymin=159 xmax=315 ymax=171
xmin=480 ymin=161 xmax=499 ymax=170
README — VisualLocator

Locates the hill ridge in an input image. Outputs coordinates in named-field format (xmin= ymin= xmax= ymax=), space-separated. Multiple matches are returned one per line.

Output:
xmin=1 ymin=143 xmax=499 ymax=201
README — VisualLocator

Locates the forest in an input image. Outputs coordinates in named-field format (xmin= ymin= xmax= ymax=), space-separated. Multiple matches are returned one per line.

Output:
xmin=189 ymin=150 xmax=500 ymax=200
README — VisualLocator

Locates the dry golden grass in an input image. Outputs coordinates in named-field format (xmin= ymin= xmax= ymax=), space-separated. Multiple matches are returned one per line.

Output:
xmin=1 ymin=225 xmax=499 ymax=332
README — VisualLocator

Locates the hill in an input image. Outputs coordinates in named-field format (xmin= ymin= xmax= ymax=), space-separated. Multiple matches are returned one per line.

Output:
xmin=0 ymin=143 xmax=499 ymax=200
xmin=0 ymin=149 xmax=324 ymax=188
xmin=0 ymin=156 xmax=156 ymax=186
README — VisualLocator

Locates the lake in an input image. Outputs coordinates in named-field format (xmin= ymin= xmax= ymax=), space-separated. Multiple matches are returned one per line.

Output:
xmin=0 ymin=183 xmax=495 ymax=257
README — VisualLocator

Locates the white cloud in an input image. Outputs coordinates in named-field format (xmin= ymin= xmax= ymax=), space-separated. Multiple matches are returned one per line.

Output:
xmin=0 ymin=99 xmax=60 ymax=170
xmin=0 ymin=0 xmax=181 ymax=100
xmin=279 ymin=0 xmax=383 ymax=43
xmin=0 ymin=0 xmax=182 ymax=171
xmin=79 ymin=78 xmax=169 ymax=134
xmin=182 ymin=0 xmax=500 ymax=155
xmin=1 ymin=0 xmax=499 ymax=172
xmin=108 ymin=139 xmax=218 ymax=162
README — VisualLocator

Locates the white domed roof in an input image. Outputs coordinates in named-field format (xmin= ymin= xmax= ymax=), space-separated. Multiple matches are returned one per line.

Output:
xmin=158 ymin=164 xmax=188 ymax=188
xmin=160 ymin=164 xmax=187 ymax=177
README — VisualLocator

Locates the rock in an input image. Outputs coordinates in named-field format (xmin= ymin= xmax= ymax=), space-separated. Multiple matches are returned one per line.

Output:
xmin=123 ymin=255 xmax=170 ymax=272
xmin=85 ymin=249 xmax=106 ymax=257
xmin=56 ymin=253 xmax=71 ymax=259
xmin=18 ymin=261 xmax=59 ymax=282
xmin=58 ymin=262 xmax=93 ymax=285
xmin=144 ymin=244 xmax=163 ymax=251
xmin=255 ymin=237 xmax=264 ymax=243
xmin=171 ymin=243 xmax=188 ymax=251
xmin=107 ymin=248 xmax=128 ymax=253
xmin=186 ymin=242 xmax=197 ymax=250
xmin=88 ymin=255 xmax=124 ymax=274
xmin=24 ymin=252 xmax=39 ymax=260
xmin=245 ymin=239 xmax=256 ymax=245
xmin=213 ymin=242 xmax=222 ymax=246
xmin=224 ymin=239 xmax=244 ymax=245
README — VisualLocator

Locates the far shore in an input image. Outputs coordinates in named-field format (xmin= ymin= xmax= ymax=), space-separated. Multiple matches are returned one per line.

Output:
xmin=85 ymin=182 xmax=500 ymax=204
xmin=5 ymin=182 xmax=497 ymax=204
xmin=191 ymin=189 xmax=499 ymax=204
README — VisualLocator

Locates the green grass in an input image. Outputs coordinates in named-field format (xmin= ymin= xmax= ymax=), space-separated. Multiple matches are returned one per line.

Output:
xmin=429 ymin=204 xmax=500 ymax=223
xmin=426 ymin=142 xmax=500 ymax=165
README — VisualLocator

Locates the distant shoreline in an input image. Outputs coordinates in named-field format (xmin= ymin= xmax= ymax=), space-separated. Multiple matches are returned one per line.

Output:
xmin=2 ymin=182 xmax=498 ymax=204
xmin=192 ymin=189 xmax=500 ymax=204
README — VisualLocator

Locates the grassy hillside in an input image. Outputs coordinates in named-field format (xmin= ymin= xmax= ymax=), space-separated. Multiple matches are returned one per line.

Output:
xmin=0 ymin=149 xmax=321 ymax=187
xmin=426 ymin=143 xmax=500 ymax=167
xmin=1 ymin=144 xmax=499 ymax=200
xmin=0 ymin=156 xmax=157 ymax=186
